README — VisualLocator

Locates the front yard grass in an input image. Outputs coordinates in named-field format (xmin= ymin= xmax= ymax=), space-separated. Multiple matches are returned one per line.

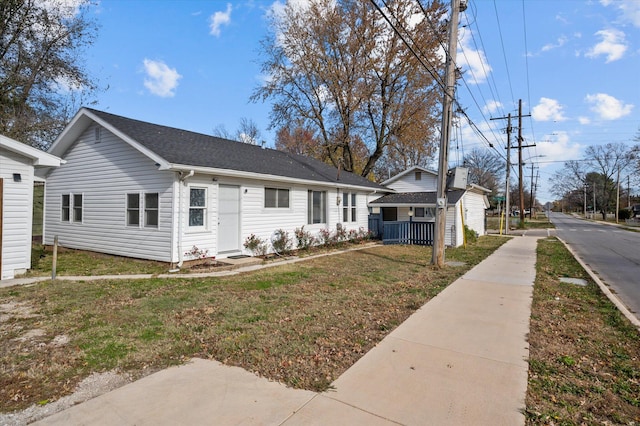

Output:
xmin=0 ymin=236 xmax=507 ymax=413
xmin=526 ymin=238 xmax=640 ymax=424
xmin=25 ymin=245 xmax=170 ymax=277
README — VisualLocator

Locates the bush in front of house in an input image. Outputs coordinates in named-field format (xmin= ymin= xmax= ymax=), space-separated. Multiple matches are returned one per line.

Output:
xmin=464 ymin=225 xmax=478 ymax=244
xmin=294 ymin=226 xmax=316 ymax=250
xmin=244 ymin=234 xmax=268 ymax=256
xmin=271 ymin=229 xmax=292 ymax=255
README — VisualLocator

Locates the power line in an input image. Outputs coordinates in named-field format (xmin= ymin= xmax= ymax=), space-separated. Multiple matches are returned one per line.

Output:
xmin=492 ymin=0 xmax=515 ymax=105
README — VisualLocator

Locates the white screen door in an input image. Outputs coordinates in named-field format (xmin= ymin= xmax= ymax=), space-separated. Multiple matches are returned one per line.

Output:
xmin=218 ymin=185 xmax=240 ymax=253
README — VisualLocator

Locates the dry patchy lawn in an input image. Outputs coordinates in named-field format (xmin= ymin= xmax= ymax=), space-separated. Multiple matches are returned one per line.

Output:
xmin=0 ymin=237 xmax=506 ymax=414
xmin=526 ymin=238 xmax=640 ymax=424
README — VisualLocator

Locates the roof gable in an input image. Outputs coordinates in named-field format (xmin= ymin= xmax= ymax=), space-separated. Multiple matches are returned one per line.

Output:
xmin=381 ymin=165 xmax=438 ymax=186
xmin=0 ymin=134 xmax=62 ymax=167
xmin=50 ymin=108 xmax=387 ymax=191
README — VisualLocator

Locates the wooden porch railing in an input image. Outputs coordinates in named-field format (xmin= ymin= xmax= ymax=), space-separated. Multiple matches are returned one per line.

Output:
xmin=382 ymin=221 xmax=434 ymax=246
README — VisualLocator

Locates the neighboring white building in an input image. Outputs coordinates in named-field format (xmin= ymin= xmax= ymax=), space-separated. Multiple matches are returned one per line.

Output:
xmin=42 ymin=108 xmax=388 ymax=266
xmin=0 ymin=135 xmax=62 ymax=279
xmin=369 ymin=166 xmax=490 ymax=247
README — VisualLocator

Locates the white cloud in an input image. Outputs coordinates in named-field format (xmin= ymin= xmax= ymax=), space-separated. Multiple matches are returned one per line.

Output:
xmin=209 ymin=3 xmax=232 ymax=37
xmin=585 ymin=93 xmax=633 ymax=120
xmin=601 ymin=0 xmax=640 ymax=27
xmin=535 ymin=132 xmax=582 ymax=164
xmin=578 ymin=116 xmax=591 ymax=125
xmin=142 ymin=59 xmax=182 ymax=98
xmin=541 ymin=35 xmax=568 ymax=52
xmin=483 ymin=100 xmax=503 ymax=115
xmin=458 ymin=29 xmax=492 ymax=84
xmin=585 ymin=29 xmax=627 ymax=62
xmin=532 ymin=98 xmax=567 ymax=122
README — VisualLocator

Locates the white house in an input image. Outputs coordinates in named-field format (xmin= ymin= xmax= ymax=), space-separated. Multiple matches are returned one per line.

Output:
xmin=368 ymin=166 xmax=490 ymax=247
xmin=0 ymin=135 xmax=62 ymax=279
xmin=41 ymin=108 xmax=388 ymax=266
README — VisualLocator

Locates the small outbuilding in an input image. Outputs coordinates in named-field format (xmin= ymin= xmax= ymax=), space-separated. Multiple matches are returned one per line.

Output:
xmin=0 ymin=135 xmax=62 ymax=279
xmin=368 ymin=166 xmax=490 ymax=247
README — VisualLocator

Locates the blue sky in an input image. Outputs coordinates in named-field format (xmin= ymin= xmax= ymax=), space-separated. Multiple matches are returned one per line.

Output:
xmin=83 ymin=0 xmax=640 ymax=203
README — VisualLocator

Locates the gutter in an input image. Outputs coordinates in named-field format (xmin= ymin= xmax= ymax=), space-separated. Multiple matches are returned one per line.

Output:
xmin=176 ymin=170 xmax=195 ymax=268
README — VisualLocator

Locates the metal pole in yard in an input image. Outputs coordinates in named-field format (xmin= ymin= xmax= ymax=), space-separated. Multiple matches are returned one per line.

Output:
xmin=52 ymin=235 xmax=58 ymax=280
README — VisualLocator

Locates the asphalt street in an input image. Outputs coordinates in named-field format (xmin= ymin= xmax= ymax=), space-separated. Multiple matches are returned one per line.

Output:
xmin=550 ymin=212 xmax=640 ymax=320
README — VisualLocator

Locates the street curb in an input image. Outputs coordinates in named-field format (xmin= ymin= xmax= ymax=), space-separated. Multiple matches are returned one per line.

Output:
xmin=556 ymin=236 xmax=640 ymax=330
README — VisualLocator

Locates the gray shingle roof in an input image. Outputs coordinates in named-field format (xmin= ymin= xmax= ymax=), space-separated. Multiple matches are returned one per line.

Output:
xmin=86 ymin=108 xmax=386 ymax=191
xmin=370 ymin=190 xmax=465 ymax=205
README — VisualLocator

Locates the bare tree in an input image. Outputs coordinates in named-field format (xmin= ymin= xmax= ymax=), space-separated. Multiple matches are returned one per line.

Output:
xmin=463 ymin=147 xmax=504 ymax=194
xmin=236 ymin=117 xmax=262 ymax=145
xmin=0 ymin=0 xmax=99 ymax=148
xmin=275 ymin=123 xmax=324 ymax=158
xmin=211 ymin=124 xmax=232 ymax=139
xmin=550 ymin=143 xmax=637 ymax=218
xmin=212 ymin=117 xmax=262 ymax=145
xmin=252 ymin=0 xmax=446 ymax=178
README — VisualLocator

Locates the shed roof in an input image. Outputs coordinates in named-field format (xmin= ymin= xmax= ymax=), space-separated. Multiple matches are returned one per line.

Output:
xmin=0 ymin=134 xmax=62 ymax=167
xmin=369 ymin=190 xmax=466 ymax=206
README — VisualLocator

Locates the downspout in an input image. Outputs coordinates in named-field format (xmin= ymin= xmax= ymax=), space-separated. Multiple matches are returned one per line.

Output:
xmin=176 ymin=170 xmax=195 ymax=268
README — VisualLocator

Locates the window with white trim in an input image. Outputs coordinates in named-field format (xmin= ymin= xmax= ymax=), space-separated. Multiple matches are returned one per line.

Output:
xmin=127 ymin=193 xmax=159 ymax=227
xmin=264 ymin=187 xmax=289 ymax=208
xmin=189 ymin=187 xmax=206 ymax=227
xmin=307 ymin=190 xmax=326 ymax=224
xmin=72 ymin=194 xmax=83 ymax=222
xmin=127 ymin=194 xmax=140 ymax=226
xmin=342 ymin=192 xmax=357 ymax=222
xmin=144 ymin=193 xmax=159 ymax=227
xmin=61 ymin=194 xmax=70 ymax=222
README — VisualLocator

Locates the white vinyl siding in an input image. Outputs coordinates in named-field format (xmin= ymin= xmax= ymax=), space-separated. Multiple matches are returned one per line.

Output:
xmin=0 ymin=148 xmax=35 ymax=279
xmin=462 ymin=191 xmax=488 ymax=237
xmin=386 ymin=169 xmax=438 ymax=192
xmin=43 ymin=125 xmax=174 ymax=262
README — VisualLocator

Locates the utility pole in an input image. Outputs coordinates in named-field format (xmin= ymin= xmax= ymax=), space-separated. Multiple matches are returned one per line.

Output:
xmin=516 ymin=99 xmax=532 ymax=227
xmin=432 ymin=0 xmax=463 ymax=268
xmin=490 ymin=114 xmax=512 ymax=234
xmin=616 ymin=167 xmax=620 ymax=223
xmin=529 ymin=162 xmax=537 ymax=216
xmin=583 ymin=183 xmax=587 ymax=218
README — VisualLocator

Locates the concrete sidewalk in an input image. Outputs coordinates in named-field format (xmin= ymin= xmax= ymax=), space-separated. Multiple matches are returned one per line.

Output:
xmin=33 ymin=236 xmax=538 ymax=426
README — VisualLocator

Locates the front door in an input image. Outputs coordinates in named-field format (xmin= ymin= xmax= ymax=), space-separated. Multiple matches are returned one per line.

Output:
xmin=218 ymin=185 xmax=240 ymax=253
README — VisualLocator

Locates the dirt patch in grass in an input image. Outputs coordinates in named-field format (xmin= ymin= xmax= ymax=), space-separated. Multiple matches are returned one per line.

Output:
xmin=0 ymin=237 xmax=506 ymax=416
xmin=526 ymin=238 xmax=640 ymax=424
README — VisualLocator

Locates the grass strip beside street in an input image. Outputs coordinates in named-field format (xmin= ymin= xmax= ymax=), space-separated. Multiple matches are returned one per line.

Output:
xmin=526 ymin=238 xmax=640 ymax=424
xmin=0 ymin=237 xmax=506 ymax=413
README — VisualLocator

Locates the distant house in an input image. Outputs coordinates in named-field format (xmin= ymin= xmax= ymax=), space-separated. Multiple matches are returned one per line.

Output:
xmin=368 ymin=166 xmax=490 ymax=247
xmin=0 ymin=135 xmax=62 ymax=279
xmin=41 ymin=108 xmax=388 ymax=266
